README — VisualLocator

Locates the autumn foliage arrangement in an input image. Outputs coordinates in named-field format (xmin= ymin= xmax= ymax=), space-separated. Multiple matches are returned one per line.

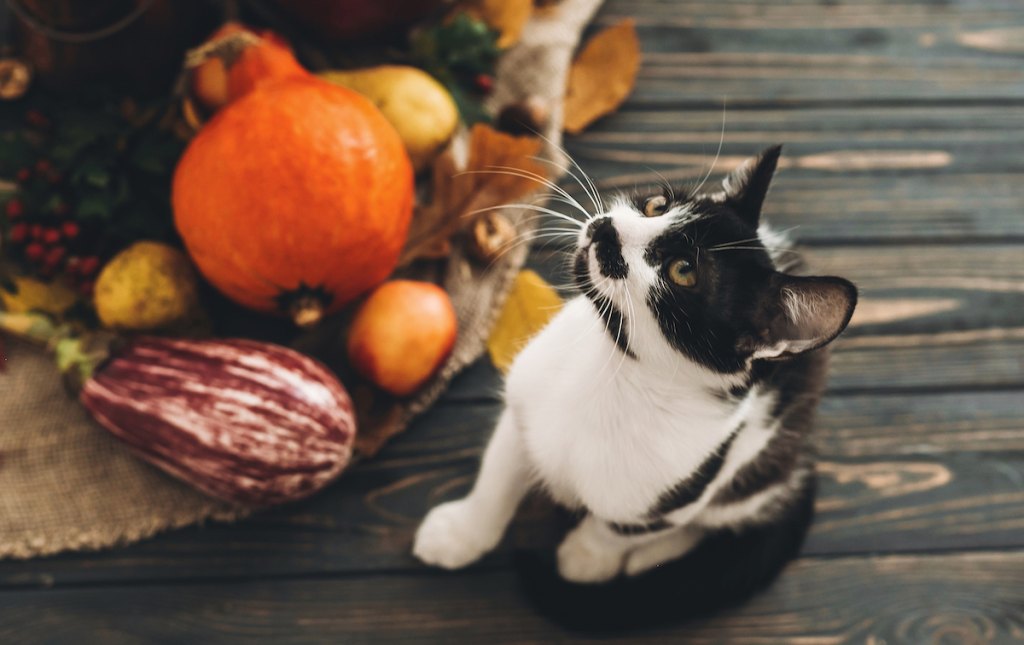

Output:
xmin=0 ymin=0 xmax=640 ymax=507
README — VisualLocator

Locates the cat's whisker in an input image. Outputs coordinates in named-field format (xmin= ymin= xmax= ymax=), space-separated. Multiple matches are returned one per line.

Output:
xmin=536 ymin=192 xmax=595 ymax=219
xmin=708 ymin=246 xmax=801 ymax=254
xmin=708 ymin=225 xmax=802 ymax=250
xmin=481 ymin=230 xmax=578 ymax=271
xmin=692 ymin=101 xmax=727 ymax=196
xmin=471 ymin=164 xmax=579 ymax=208
xmin=464 ymin=203 xmax=584 ymax=230
xmin=528 ymin=130 xmax=604 ymax=213
xmin=461 ymin=167 xmax=591 ymax=219
xmin=529 ymin=154 xmax=603 ymax=218
xmin=593 ymin=296 xmax=621 ymax=378
xmin=646 ymin=166 xmax=676 ymax=203
xmin=608 ymin=283 xmax=636 ymax=384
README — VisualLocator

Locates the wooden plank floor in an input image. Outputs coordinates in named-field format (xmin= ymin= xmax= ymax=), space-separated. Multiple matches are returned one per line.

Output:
xmin=4 ymin=0 xmax=1024 ymax=641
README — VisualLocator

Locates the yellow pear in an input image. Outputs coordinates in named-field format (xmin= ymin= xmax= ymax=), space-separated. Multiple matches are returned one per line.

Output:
xmin=319 ymin=66 xmax=459 ymax=171
xmin=94 ymin=242 xmax=200 ymax=331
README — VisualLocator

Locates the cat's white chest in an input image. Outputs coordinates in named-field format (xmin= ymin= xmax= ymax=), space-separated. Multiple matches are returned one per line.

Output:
xmin=505 ymin=299 xmax=737 ymax=522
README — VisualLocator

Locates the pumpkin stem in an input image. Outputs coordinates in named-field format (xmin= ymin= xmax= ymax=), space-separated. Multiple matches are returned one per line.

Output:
xmin=290 ymin=297 xmax=325 ymax=328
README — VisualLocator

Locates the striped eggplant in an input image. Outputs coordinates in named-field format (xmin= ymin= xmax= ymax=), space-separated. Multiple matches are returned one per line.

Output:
xmin=79 ymin=336 xmax=355 ymax=505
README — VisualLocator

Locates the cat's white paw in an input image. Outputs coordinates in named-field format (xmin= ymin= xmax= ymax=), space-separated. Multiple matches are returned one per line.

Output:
xmin=413 ymin=500 xmax=497 ymax=570
xmin=557 ymin=528 xmax=624 ymax=583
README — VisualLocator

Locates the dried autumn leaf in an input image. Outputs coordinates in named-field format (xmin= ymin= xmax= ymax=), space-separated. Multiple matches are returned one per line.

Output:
xmin=400 ymin=124 xmax=549 ymax=267
xmin=462 ymin=0 xmax=533 ymax=48
xmin=487 ymin=270 xmax=563 ymax=373
xmin=563 ymin=19 xmax=640 ymax=135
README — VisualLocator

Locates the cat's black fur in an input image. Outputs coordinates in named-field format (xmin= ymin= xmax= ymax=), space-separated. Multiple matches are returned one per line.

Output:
xmin=515 ymin=473 xmax=816 ymax=633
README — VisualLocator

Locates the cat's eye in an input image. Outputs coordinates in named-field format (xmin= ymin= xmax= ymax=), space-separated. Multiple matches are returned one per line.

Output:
xmin=666 ymin=258 xmax=697 ymax=287
xmin=644 ymin=195 xmax=668 ymax=217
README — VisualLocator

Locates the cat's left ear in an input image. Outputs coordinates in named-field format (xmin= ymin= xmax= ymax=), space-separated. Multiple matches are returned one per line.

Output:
xmin=717 ymin=144 xmax=783 ymax=227
xmin=745 ymin=274 xmax=858 ymax=360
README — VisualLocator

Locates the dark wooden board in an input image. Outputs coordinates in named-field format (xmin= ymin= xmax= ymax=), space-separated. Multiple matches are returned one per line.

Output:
xmin=558 ymin=105 xmax=1024 ymax=243
xmin=3 ymin=1 xmax=1023 ymax=640
xmin=3 ymin=551 xmax=1024 ymax=644
xmin=597 ymin=0 xmax=1024 ymax=105
xmin=5 ymin=389 xmax=1024 ymax=588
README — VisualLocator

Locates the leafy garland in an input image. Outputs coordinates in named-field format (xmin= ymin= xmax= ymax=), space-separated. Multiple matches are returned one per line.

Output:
xmin=0 ymin=96 xmax=185 ymax=296
xmin=410 ymin=13 xmax=501 ymax=125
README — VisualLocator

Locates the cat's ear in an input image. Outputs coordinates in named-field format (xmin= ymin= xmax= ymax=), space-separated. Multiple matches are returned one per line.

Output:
xmin=716 ymin=144 xmax=783 ymax=227
xmin=744 ymin=274 xmax=858 ymax=360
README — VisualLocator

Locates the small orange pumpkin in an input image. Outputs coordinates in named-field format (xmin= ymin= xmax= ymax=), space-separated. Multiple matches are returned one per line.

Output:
xmin=173 ymin=76 xmax=414 ymax=326
xmin=190 ymin=23 xmax=306 ymax=112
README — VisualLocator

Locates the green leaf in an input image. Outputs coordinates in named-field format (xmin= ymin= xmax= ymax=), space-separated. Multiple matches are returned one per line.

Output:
xmin=77 ymin=162 xmax=111 ymax=189
xmin=447 ymin=83 xmax=492 ymax=126
xmin=43 ymin=194 xmax=65 ymax=213
xmin=111 ymin=177 xmax=132 ymax=209
xmin=77 ymin=192 xmax=112 ymax=220
xmin=411 ymin=13 xmax=500 ymax=126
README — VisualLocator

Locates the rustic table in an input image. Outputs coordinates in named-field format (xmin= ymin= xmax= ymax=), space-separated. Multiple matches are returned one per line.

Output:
xmin=3 ymin=0 xmax=1024 ymax=641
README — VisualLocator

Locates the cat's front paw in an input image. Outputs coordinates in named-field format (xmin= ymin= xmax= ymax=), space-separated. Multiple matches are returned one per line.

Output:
xmin=557 ymin=527 xmax=624 ymax=584
xmin=413 ymin=500 xmax=497 ymax=570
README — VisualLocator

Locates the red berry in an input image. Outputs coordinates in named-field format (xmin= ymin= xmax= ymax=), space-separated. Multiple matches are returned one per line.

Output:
xmin=30 ymin=224 xmax=43 ymax=240
xmin=475 ymin=73 xmax=494 ymax=94
xmin=61 ymin=221 xmax=80 ymax=238
xmin=78 ymin=280 xmax=94 ymax=296
xmin=5 ymin=199 xmax=24 ymax=219
xmin=44 ymin=246 xmax=65 ymax=267
xmin=34 ymin=159 xmax=52 ymax=174
xmin=25 ymin=109 xmax=50 ymax=129
xmin=79 ymin=256 xmax=100 ymax=277
xmin=54 ymin=201 xmax=71 ymax=217
xmin=43 ymin=228 xmax=61 ymax=244
xmin=8 ymin=223 xmax=27 ymax=244
xmin=15 ymin=167 xmax=31 ymax=183
xmin=25 ymin=242 xmax=44 ymax=261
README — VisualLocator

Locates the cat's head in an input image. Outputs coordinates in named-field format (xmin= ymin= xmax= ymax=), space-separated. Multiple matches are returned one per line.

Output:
xmin=573 ymin=145 xmax=857 ymax=375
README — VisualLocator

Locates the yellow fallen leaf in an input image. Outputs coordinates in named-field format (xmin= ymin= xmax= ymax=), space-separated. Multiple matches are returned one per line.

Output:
xmin=0 ymin=276 xmax=78 ymax=315
xmin=488 ymin=270 xmax=563 ymax=373
xmin=462 ymin=0 xmax=533 ymax=48
xmin=563 ymin=19 xmax=640 ymax=135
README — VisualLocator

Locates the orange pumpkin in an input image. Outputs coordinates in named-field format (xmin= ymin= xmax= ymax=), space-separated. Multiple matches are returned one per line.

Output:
xmin=191 ymin=23 xmax=305 ymax=112
xmin=173 ymin=76 xmax=414 ymax=326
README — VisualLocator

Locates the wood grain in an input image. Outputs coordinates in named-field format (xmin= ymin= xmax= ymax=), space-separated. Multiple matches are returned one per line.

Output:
xmin=595 ymin=0 xmax=1024 ymax=104
xmin=4 ymin=389 xmax=1024 ymax=587
xmin=555 ymin=106 xmax=1024 ymax=243
xmin=2 ymin=0 xmax=1023 ymax=640
xmin=2 ymin=552 xmax=1023 ymax=644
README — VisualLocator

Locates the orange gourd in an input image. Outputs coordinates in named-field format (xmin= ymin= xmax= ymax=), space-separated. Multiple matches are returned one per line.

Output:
xmin=173 ymin=76 xmax=414 ymax=326
xmin=190 ymin=23 xmax=306 ymax=112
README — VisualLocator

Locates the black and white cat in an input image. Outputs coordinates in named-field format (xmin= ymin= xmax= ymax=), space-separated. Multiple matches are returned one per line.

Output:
xmin=413 ymin=146 xmax=857 ymax=627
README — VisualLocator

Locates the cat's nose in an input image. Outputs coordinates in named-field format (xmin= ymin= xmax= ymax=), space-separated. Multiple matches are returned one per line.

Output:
xmin=587 ymin=216 xmax=617 ymax=245
xmin=587 ymin=217 xmax=628 ymax=279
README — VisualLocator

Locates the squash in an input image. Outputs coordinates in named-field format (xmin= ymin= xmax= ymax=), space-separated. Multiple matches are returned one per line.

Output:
xmin=172 ymin=76 xmax=415 ymax=326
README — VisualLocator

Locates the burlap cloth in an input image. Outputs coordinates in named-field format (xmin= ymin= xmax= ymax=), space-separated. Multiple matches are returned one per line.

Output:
xmin=0 ymin=0 xmax=603 ymax=560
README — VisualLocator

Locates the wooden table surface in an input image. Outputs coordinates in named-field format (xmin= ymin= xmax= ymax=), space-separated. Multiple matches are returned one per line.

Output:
xmin=4 ymin=0 xmax=1024 ymax=642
